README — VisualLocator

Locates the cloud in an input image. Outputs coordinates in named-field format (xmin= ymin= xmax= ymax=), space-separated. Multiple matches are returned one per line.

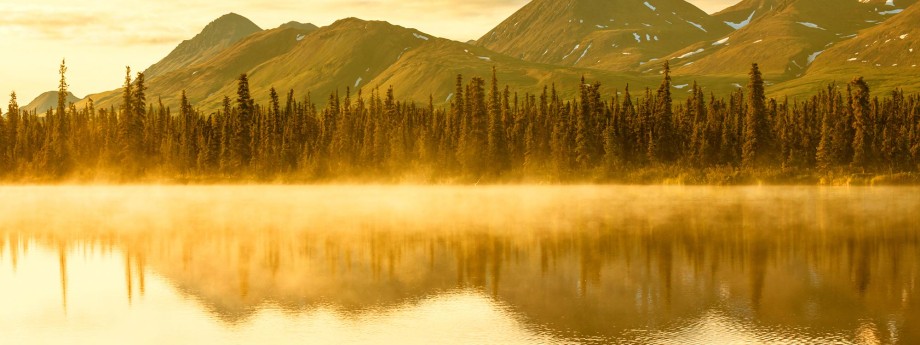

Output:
xmin=0 ymin=4 xmax=191 ymax=46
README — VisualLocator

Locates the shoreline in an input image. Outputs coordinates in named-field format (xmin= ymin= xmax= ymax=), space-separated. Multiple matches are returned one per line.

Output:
xmin=1 ymin=171 xmax=918 ymax=187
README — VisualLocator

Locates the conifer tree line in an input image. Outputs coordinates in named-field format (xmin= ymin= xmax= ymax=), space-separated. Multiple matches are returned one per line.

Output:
xmin=1 ymin=60 xmax=919 ymax=182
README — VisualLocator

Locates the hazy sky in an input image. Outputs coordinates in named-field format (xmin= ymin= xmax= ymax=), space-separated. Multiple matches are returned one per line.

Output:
xmin=0 ymin=0 xmax=738 ymax=106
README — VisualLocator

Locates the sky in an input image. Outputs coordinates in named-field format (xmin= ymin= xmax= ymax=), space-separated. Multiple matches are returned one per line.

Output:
xmin=0 ymin=0 xmax=738 ymax=107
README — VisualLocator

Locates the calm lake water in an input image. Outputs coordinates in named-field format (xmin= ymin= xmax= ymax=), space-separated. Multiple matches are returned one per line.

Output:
xmin=0 ymin=185 xmax=917 ymax=344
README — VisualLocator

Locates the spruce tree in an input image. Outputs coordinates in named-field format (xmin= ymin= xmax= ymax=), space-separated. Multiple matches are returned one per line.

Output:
xmin=118 ymin=67 xmax=134 ymax=165
xmin=742 ymin=63 xmax=769 ymax=169
xmin=5 ymin=92 xmax=18 ymax=165
xmin=652 ymin=62 xmax=674 ymax=163
xmin=35 ymin=60 xmax=73 ymax=177
xmin=132 ymin=72 xmax=148 ymax=171
xmin=850 ymin=77 xmax=872 ymax=171
xmin=487 ymin=68 xmax=509 ymax=175
xmin=234 ymin=74 xmax=254 ymax=171
xmin=816 ymin=105 xmax=833 ymax=172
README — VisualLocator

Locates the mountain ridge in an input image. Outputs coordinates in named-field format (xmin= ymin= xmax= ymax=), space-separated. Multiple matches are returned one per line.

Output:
xmin=75 ymin=1 xmax=920 ymax=110
xmin=143 ymin=13 xmax=265 ymax=79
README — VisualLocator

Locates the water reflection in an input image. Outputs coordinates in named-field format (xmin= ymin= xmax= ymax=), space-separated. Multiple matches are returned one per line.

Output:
xmin=0 ymin=186 xmax=918 ymax=344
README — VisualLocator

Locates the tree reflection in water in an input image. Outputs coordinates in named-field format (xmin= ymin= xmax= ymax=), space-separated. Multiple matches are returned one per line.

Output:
xmin=0 ymin=186 xmax=917 ymax=344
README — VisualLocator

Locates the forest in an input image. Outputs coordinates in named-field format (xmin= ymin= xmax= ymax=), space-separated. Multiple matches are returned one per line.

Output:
xmin=1 ymin=60 xmax=919 ymax=184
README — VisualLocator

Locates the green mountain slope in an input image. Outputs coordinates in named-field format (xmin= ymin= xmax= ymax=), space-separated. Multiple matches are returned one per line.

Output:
xmin=143 ymin=13 xmax=264 ymax=79
xmin=771 ymin=1 xmax=920 ymax=96
xmin=86 ymin=16 xmax=736 ymax=111
xmin=477 ymin=0 xmax=732 ymax=71
xmin=84 ymin=22 xmax=318 ymax=109
xmin=668 ymin=0 xmax=917 ymax=80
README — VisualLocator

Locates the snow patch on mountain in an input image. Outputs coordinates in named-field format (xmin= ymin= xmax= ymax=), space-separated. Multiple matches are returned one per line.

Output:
xmin=879 ymin=9 xmax=903 ymax=15
xmin=644 ymin=2 xmax=656 ymax=11
xmin=797 ymin=22 xmax=826 ymax=30
xmin=573 ymin=43 xmax=592 ymax=65
xmin=677 ymin=48 xmax=704 ymax=59
xmin=713 ymin=37 xmax=729 ymax=46
xmin=396 ymin=47 xmax=410 ymax=61
xmin=562 ymin=44 xmax=580 ymax=59
xmin=685 ymin=20 xmax=707 ymax=32
xmin=412 ymin=33 xmax=430 ymax=41
xmin=807 ymin=50 xmax=823 ymax=65
xmin=725 ymin=11 xmax=756 ymax=30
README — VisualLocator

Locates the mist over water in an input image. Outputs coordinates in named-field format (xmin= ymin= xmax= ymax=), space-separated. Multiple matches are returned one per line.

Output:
xmin=0 ymin=186 xmax=918 ymax=344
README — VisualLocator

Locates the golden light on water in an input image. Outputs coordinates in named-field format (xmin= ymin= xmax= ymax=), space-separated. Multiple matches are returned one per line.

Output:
xmin=1 ymin=185 xmax=918 ymax=344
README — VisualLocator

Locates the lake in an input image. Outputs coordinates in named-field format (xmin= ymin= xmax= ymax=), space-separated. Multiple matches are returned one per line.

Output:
xmin=0 ymin=185 xmax=917 ymax=344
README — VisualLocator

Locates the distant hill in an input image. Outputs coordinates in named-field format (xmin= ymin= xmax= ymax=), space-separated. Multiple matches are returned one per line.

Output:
xmin=23 ymin=91 xmax=80 ymax=113
xmin=143 ymin=13 xmax=264 ymax=79
xmin=279 ymin=21 xmax=319 ymax=31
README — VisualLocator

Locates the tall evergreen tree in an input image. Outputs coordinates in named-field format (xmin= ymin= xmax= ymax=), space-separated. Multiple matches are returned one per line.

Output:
xmin=41 ymin=59 xmax=73 ymax=177
xmin=652 ymin=61 xmax=674 ymax=163
xmin=742 ymin=63 xmax=769 ymax=169
xmin=487 ymin=68 xmax=509 ymax=174
xmin=5 ymin=92 xmax=18 ymax=165
xmin=850 ymin=77 xmax=872 ymax=171
xmin=233 ymin=74 xmax=254 ymax=171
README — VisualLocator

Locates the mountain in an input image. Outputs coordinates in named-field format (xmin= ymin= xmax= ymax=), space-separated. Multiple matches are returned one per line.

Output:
xmin=84 ymin=16 xmax=694 ymax=111
xmin=477 ymin=0 xmax=732 ymax=71
xmin=232 ymin=18 xmax=661 ymax=107
xmin=143 ymin=13 xmax=263 ymax=79
xmin=81 ymin=1 xmax=920 ymax=111
xmin=771 ymin=1 xmax=920 ymax=96
xmin=22 ymin=91 xmax=80 ymax=113
xmin=84 ymin=19 xmax=319 ymax=109
xmin=668 ymin=0 xmax=918 ymax=80
xmin=279 ymin=21 xmax=319 ymax=31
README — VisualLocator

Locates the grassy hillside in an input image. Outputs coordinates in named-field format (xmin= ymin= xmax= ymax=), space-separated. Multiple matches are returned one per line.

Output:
xmin=670 ymin=0 xmax=915 ymax=80
xmin=84 ymin=17 xmax=749 ymax=112
xmin=477 ymin=0 xmax=731 ymax=71
xmin=83 ymin=24 xmax=318 ymax=110
xmin=771 ymin=1 xmax=920 ymax=97
xmin=73 ymin=2 xmax=920 ymax=111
